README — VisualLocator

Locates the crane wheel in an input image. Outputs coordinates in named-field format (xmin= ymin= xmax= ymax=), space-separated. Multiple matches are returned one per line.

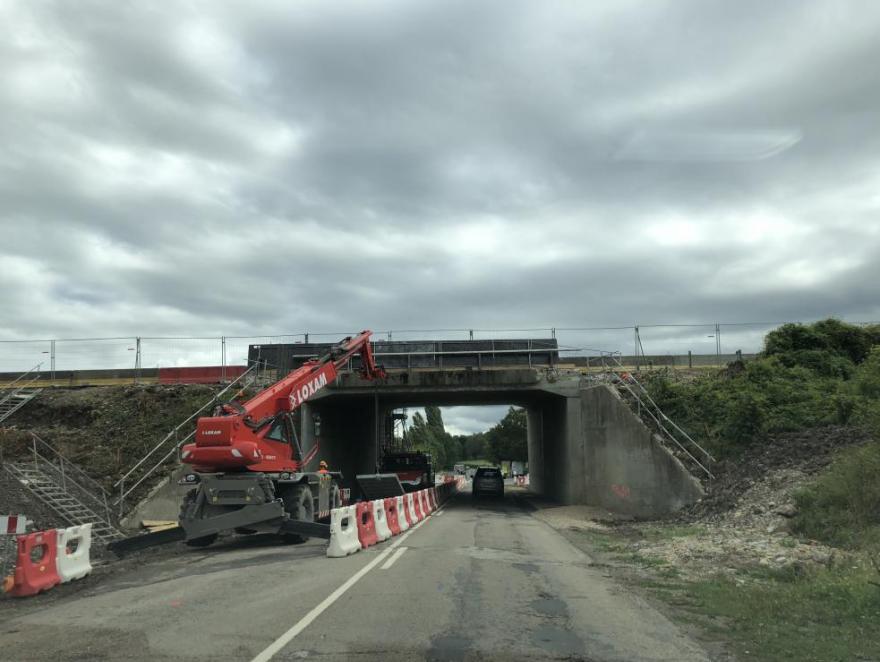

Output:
xmin=280 ymin=484 xmax=314 ymax=544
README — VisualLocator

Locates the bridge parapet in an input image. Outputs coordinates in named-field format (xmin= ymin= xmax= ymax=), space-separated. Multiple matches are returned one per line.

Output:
xmin=249 ymin=338 xmax=559 ymax=375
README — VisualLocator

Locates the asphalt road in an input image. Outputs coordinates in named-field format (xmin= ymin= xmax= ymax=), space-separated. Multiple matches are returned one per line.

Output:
xmin=1 ymin=491 xmax=709 ymax=661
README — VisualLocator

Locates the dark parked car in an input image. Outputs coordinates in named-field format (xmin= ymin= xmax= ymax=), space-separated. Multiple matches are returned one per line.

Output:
xmin=472 ymin=467 xmax=504 ymax=498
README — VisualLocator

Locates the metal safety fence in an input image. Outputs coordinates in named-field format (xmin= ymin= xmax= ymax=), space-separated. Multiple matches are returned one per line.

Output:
xmin=0 ymin=320 xmax=875 ymax=376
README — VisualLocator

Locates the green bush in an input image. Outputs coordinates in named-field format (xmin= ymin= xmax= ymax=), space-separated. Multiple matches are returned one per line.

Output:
xmin=764 ymin=318 xmax=877 ymax=369
xmin=791 ymin=442 xmax=880 ymax=549
xmin=644 ymin=355 xmax=839 ymax=458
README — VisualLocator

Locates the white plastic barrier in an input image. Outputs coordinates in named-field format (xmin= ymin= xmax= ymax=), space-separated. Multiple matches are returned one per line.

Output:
xmin=327 ymin=505 xmax=360 ymax=558
xmin=406 ymin=493 xmax=420 ymax=522
xmin=395 ymin=495 xmax=410 ymax=531
xmin=372 ymin=500 xmax=392 ymax=542
xmin=55 ymin=523 xmax=92 ymax=582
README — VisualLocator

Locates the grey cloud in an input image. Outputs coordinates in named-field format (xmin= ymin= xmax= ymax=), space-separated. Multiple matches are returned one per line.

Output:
xmin=1 ymin=0 xmax=879 ymax=371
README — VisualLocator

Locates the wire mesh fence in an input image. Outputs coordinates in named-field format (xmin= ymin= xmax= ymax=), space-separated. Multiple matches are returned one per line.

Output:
xmin=0 ymin=320 xmax=873 ymax=375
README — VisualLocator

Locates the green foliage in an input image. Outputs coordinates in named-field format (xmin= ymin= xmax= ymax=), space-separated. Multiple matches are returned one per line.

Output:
xmin=792 ymin=441 xmax=880 ymax=549
xmin=485 ymin=406 xmax=527 ymax=463
xmin=456 ymin=431 xmax=489 ymax=460
xmin=764 ymin=318 xmax=877 ymax=373
xmin=408 ymin=406 xmax=458 ymax=469
xmin=644 ymin=355 xmax=839 ymax=457
xmin=671 ymin=564 xmax=880 ymax=662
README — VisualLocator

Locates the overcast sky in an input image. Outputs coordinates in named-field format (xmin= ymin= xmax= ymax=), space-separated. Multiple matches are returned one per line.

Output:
xmin=2 ymin=1 xmax=879 ymax=432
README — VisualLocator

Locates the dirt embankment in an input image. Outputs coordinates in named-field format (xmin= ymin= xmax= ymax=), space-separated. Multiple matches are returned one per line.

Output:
xmin=0 ymin=384 xmax=224 ymax=513
xmin=540 ymin=425 xmax=873 ymax=579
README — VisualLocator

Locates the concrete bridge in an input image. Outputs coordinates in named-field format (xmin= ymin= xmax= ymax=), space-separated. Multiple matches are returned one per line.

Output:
xmin=280 ymin=339 xmax=703 ymax=518
xmin=127 ymin=340 xmax=704 ymax=525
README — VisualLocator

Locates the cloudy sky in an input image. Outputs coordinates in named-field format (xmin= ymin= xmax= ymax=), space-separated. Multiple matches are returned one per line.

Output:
xmin=2 ymin=1 xmax=879 ymax=431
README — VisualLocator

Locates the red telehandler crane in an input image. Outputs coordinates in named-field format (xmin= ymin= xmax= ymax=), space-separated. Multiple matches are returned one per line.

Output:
xmin=110 ymin=331 xmax=385 ymax=555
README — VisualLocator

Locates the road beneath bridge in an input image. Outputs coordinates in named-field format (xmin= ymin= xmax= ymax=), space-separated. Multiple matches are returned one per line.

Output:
xmin=1 ymin=488 xmax=708 ymax=661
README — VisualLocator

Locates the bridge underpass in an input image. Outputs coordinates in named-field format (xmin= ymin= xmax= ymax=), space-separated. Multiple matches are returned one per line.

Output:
xmin=300 ymin=366 xmax=703 ymax=518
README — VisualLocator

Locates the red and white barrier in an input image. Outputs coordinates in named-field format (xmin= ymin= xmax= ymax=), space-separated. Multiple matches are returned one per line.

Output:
xmin=327 ymin=505 xmax=360 ymax=557
xmin=372 ymin=500 xmax=392 ymax=542
xmin=1 ymin=515 xmax=29 ymax=535
xmin=396 ymin=495 xmax=410 ymax=531
xmin=420 ymin=490 xmax=432 ymax=515
xmin=406 ymin=492 xmax=424 ymax=524
xmin=56 ymin=524 xmax=92 ymax=583
xmin=356 ymin=501 xmax=378 ymax=549
xmin=383 ymin=498 xmax=401 ymax=536
xmin=9 ymin=529 xmax=61 ymax=597
xmin=327 ymin=482 xmax=460 ymax=558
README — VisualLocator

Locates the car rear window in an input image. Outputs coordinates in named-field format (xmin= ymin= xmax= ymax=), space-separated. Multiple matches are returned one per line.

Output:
xmin=476 ymin=468 xmax=501 ymax=477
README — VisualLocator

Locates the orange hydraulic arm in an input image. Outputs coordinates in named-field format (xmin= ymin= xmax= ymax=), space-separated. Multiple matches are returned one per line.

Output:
xmin=181 ymin=330 xmax=385 ymax=472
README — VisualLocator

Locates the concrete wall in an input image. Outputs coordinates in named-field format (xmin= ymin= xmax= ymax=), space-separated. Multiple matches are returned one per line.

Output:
xmin=578 ymin=385 xmax=703 ymax=517
xmin=120 ymin=464 xmax=189 ymax=530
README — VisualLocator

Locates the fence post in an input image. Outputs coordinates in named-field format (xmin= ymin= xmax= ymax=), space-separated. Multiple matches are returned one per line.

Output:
xmin=221 ymin=336 xmax=227 ymax=382
xmin=688 ymin=350 xmax=693 ymax=368
xmin=50 ymin=339 xmax=56 ymax=381
xmin=634 ymin=327 xmax=640 ymax=371
xmin=134 ymin=337 xmax=142 ymax=383
xmin=469 ymin=329 xmax=474 ymax=341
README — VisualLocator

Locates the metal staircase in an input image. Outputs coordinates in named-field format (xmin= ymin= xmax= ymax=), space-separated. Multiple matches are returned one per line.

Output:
xmin=113 ymin=362 xmax=262 ymax=517
xmin=0 ymin=363 xmax=43 ymax=424
xmin=1 ymin=434 xmax=123 ymax=544
xmin=592 ymin=353 xmax=716 ymax=480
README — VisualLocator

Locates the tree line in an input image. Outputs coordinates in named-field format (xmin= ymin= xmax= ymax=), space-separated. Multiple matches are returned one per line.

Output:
xmin=402 ymin=405 xmax=527 ymax=469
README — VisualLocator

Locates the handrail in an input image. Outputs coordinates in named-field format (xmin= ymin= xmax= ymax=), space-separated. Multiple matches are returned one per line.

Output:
xmin=600 ymin=357 xmax=715 ymax=479
xmin=113 ymin=363 xmax=259 ymax=490
xmin=0 ymin=363 xmax=42 ymax=405
xmin=113 ymin=363 xmax=260 ymax=514
xmin=30 ymin=433 xmax=110 ymax=501
xmin=27 ymin=433 xmax=115 ymax=526
xmin=115 ymin=429 xmax=195 ymax=506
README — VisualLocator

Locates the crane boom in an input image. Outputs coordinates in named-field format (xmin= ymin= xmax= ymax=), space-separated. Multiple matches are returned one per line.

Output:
xmin=181 ymin=330 xmax=384 ymax=473
xmin=113 ymin=330 xmax=385 ymax=554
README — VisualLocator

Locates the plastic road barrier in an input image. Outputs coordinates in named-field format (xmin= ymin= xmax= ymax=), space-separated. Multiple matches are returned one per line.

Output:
xmin=419 ymin=490 xmax=431 ymax=515
xmin=410 ymin=492 xmax=423 ymax=522
xmin=405 ymin=493 xmax=419 ymax=523
xmin=383 ymin=498 xmax=401 ymax=536
xmin=10 ymin=529 xmax=61 ymax=597
xmin=356 ymin=501 xmax=378 ymax=549
xmin=1 ymin=515 xmax=29 ymax=535
xmin=372 ymin=500 xmax=392 ymax=542
xmin=56 ymin=523 xmax=93 ymax=583
xmin=327 ymin=506 xmax=360 ymax=558
xmin=396 ymin=495 xmax=410 ymax=532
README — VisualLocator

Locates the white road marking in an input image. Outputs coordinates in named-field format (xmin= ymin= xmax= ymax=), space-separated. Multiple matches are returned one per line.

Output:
xmin=433 ymin=511 xmax=445 ymax=517
xmin=250 ymin=504 xmax=445 ymax=662
xmin=380 ymin=546 xmax=408 ymax=570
